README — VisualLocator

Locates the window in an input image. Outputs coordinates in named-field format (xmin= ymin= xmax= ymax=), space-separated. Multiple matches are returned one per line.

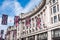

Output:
xmin=54 ymin=16 xmax=57 ymax=23
xmin=53 ymin=0 xmax=56 ymax=3
xmin=51 ymin=8 xmax=52 ymax=14
xmin=23 ymin=26 xmax=25 ymax=30
xmin=53 ymin=6 xmax=56 ymax=13
xmin=37 ymin=34 xmax=41 ymax=40
xmin=32 ymin=29 xmax=34 ymax=32
xmin=27 ymin=31 xmax=28 ymax=34
xmin=21 ymin=38 xmax=26 ymax=40
xmin=29 ymin=29 xmax=31 ymax=33
xmin=53 ymin=29 xmax=60 ymax=37
xmin=36 ymin=27 xmax=38 ymax=30
xmin=58 ymin=14 xmax=60 ymax=21
xmin=28 ymin=36 xmax=35 ymax=40
xmin=55 ymin=31 xmax=58 ymax=37
xmin=26 ymin=26 xmax=28 ymax=29
xmin=57 ymin=5 xmax=59 ymax=12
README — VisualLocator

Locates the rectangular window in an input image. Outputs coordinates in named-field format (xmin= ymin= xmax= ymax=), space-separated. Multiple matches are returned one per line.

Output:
xmin=26 ymin=26 xmax=28 ymax=29
xmin=37 ymin=35 xmax=39 ymax=40
xmin=58 ymin=14 xmax=60 ymax=21
xmin=54 ymin=16 xmax=57 ymax=23
xmin=51 ymin=31 xmax=54 ymax=37
xmin=51 ymin=17 xmax=53 ymax=24
xmin=53 ymin=6 xmax=56 ymax=13
xmin=53 ymin=0 xmax=55 ymax=3
xmin=51 ymin=8 xmax=52 ymax=14
xmin=23 ymin=26 xmax=25 ymax=30
xmin=57 ymin=5 xmax=59 ymax=12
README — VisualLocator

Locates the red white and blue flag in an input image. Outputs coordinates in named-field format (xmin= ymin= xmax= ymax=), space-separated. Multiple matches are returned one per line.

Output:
xmin=14 ymin=16 xmax=20 ymax=27
xmin=1 ymin=14 xmax=8 ymax=25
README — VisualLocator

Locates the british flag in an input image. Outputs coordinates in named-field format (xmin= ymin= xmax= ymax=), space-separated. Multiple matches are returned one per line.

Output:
xmin=1 ymin=14 xmax=8 ymax=25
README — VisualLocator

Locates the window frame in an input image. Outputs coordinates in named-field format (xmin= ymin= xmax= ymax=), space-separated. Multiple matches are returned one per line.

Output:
xmin=54 ymin=16 xmax=57 ymax=23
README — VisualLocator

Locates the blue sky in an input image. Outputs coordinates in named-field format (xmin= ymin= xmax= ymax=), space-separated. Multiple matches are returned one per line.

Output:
xmin=0 ymin=0 xmax=42 ymax=38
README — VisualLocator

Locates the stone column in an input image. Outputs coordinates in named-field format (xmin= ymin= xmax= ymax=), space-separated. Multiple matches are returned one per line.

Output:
xmin=34 ymin=18 xmax=36 ymax=31
xmin=47 ymin=30 xmax=52 ymax=40
xmin=31 ymin=19 xmax=33 ymax=28
xmin=18 ymin=21 xmax=23 ymax=40
xmin=45 ymin=3 xmax=51 ymax=28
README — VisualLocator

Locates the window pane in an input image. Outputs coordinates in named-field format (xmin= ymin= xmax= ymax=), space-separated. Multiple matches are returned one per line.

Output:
xmin=37 ymin=35 xmax=39 ymax=40
xmin=53 ymin=0 xmax=55 ymax=3
xmin=58 ymin=14 xmax=60 ymax=21
xmin=51 ymin=31 xmax=54 ymax=37
xmin=59 ymin=32 xmax=60 ymax=37
xmin=57 ymin=5 xmax=59 ymax=12
xmin=53 ymin=6 xmax=56 ymax=13
xmin=54 ymin=16 xmax=57 ymax=23
xmin=55 ymin=32 xmax=58 ymax=37
xmin=51 ymin=8 xmax=52 ymax=14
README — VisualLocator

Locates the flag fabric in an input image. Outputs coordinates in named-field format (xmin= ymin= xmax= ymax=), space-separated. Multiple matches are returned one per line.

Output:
xmin=1 ymin=14 xmax=8 ymax=25
xmin=36 ymin=17 xmax=41 ymax=28
xmin=14 ymin=16 xmax=20 ymax=27
xmin=26 ymin=17 xmax=31 ymax=27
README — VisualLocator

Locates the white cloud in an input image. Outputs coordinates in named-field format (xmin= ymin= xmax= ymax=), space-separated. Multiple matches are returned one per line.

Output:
xmin=1 ymin=0 xmax=13 ymax=9
xmin=8 ymin=16 xmax=14 ymax=24
xmin=14 ymin=2 xmax=23 ymax=15
xmin=23 ymin=0 xmax=42 ymax=12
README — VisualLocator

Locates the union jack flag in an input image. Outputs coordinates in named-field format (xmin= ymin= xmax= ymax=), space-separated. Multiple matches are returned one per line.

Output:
xmin=1 ymin=14 xmax=8 ymax=25
xmin=14 ymin=16 xmax=20 ymax=27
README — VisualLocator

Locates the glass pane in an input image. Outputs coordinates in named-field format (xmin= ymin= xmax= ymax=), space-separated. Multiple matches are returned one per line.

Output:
xmin=37 ymin=35 xmax=39 ymax=40
xmin=51 ymin=8 xmax=52 ymax=14
xmin=51 ymin=31 xmax=54 ymax=37
xmin=58 ymin=14 xmax=60 ymax=21
xmin=55 ymin=33 xmax=58 ymax=37
xmin=53 ymin=6 xmax=56 ymax=13
xmin=51 ymin=17 xmax=53 ymax=24
xmin=59 ymin=32 xmax=60 ymax=37
xmin=53 ymin=0 xmax=55 ymax=3
xmin=54 ymin=16 xmax=57 ymax=23
xmin=57 ymin=5 xmax=59 ymax=12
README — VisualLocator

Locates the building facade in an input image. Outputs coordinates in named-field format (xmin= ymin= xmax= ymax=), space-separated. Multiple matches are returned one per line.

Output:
xmin=5 ymin=26 xmax=17 ymax=40
xmin=17 ymin=0 xmax=60 ymax=40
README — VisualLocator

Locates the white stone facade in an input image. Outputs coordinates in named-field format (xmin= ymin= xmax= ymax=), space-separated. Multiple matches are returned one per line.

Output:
xmin=5 ymin=26 xmax=17 ymax=40
xmin=17 ymin=0 xmax=60 ymax=40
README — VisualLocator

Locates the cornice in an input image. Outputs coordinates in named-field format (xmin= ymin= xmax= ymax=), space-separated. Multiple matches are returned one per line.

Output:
xmin=20 ymin=0 xmax=46 ymax=20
